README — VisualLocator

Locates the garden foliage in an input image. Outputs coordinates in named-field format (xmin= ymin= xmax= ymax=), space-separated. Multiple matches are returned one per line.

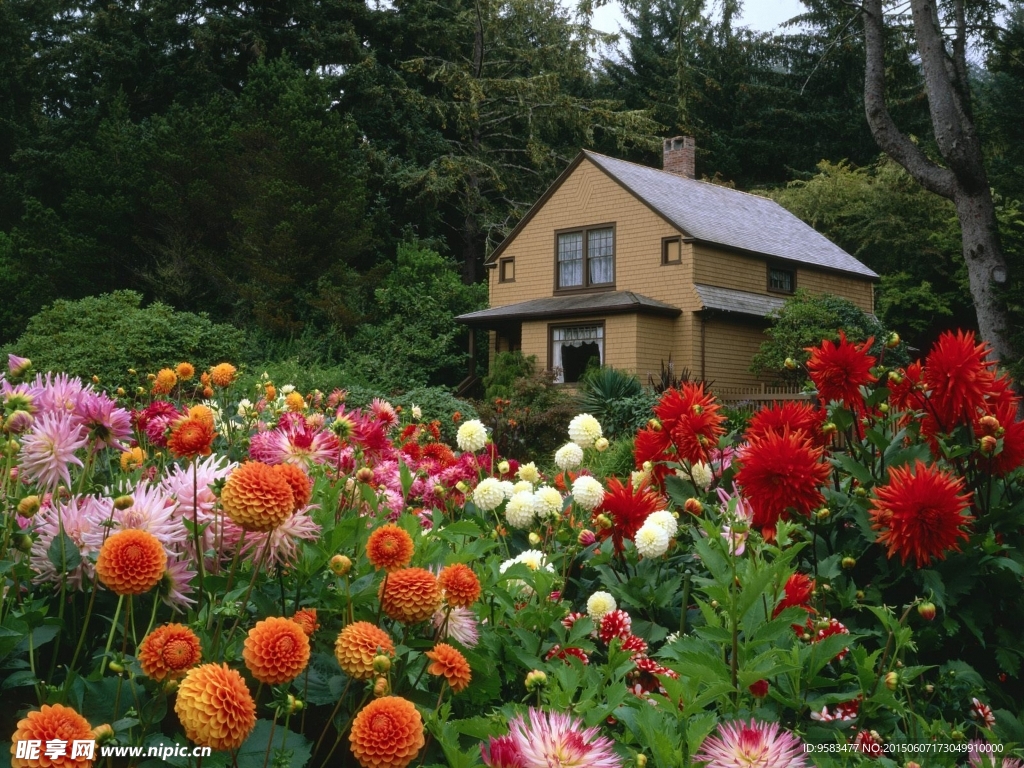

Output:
xmin=1 ymin=328 xmax=1023 ymax=767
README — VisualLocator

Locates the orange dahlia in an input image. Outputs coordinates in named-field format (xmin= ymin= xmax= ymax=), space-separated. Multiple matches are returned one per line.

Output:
xmin=366 ymin=524 xmax=415 ymax=572
xmin=379 ymin=568 xmax=442 ymax=625
xmin=264 ymin=383 xmax=277 ymax=400
xmin=274 ymin=463 xmax=312 ymax=512
xmin=425 ymin=643 xmax=472 ymax=693
xmin=805 ymin=331 xmax=877 ymax=408
xmin=168 ymin=416 xmax=215 ymax=460
xmin=285 ymin=391 xmax=306 ymax=412
xmin=96 ymin=528 xmax=167 ymax=595
xmin=291 ymin=608 xmax=319 ymax=637
xmin=11 ymin=703 xmax=94 ymax=768
xmin=187 ymin=404 xmax=215 ymax=427
xmin=120 ymin=446 xmax=146 ymax=473
xmin=138 ymin=623 xmax=202 ymax=681
xmin=335 ymin=622 xmax=395 ymax=680
xmin=438 ymin=563 xmax=481 ymax=608
xmin=210 ymin=363 xmax=237 ymax=388
xmin=735 ymin=428 xmax=831 ymax=535
xmin=870 ymin=460 xmax=973 ymax=568
xmin=153 ymin=368 xmax=178 ymax=395
xmin=243 ymin=617 xmax=311 ymax=685
xmin=349 ymin=696 xmax=425 ymax=768
xmin=220 ymin=462 xmax=295 ymax=532
xmin=175 ymin=663 xmax=255 ymax=751
xmin=176 ymin=362 xmax=195 ymax=381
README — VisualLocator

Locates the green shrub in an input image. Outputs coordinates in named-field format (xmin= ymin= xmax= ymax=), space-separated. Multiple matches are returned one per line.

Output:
xmin=579 ymin=367 xmax=657 ymax=437
xmin=484 ymin=351 xmax=535 ymax=400
xmin=751 ymin=290 xmax=909 ymax=384
xmin=7 ymin=291 xmax=245 ymax=387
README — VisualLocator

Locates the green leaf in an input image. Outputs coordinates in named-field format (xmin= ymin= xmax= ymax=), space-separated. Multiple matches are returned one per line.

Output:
xmin=235 ymin=720 xmax=312 ymax=768
xmin=47 ymin=532 xmax=82 ymax=572
xmin=1 ymin=670 xmax=37 ymax=690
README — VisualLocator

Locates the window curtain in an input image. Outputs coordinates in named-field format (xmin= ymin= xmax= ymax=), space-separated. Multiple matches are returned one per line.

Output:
xmin=588 ymin=228 xmax=613 ymax=284
xmin=551 ymin=325 xmax=604 ymax=383
xmin=557 ymin=233 xmax=583 ymax=288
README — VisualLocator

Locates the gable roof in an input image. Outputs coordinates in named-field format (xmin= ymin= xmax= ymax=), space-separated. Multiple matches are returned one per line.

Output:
xmin=455 ymin=291 xmax=681 ymax=327
xmin=487 ymin=151 xmax=878 ymax=281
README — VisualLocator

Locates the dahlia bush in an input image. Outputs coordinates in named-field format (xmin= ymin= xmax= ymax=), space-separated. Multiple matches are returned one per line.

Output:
xmin=1 ymin=331 xmax=1023 ymax=767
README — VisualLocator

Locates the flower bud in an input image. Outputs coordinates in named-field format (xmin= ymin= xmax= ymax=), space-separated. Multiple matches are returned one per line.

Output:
xmin=92 ymin=724 xmax=115 ymax=745
xmin=855 ymin=590 xmax=865 ymax=601
xmin=525 ymin=670 xmax=547 ymax=692
xmin=888 ymin=370 xmax=903 ymax=385
xmin=980 ymin=435 xmax=998 ymax=455
xmin=108 ymin=660 xmax=125 ymax=674
xmin=15 ymin=533 xmax=33 ymax=553
xmin=113 ymin=495 xmax=135 ymax=510
xmin=498 ymin=460 xmax=510 ymax=475
xmin=784 ymin=357 xmax=798 ymax=370
xmin=373 ymin=676 xmax=390 ymax=697
xmin=978 ymin=415 xmax=1001 ymax=435
xmin=355 ymin=467 xmax=374 ymax=484
xmin=886 ymin=332 xmax=900 ymax=348
xmin=841 ymin=556 xmax=856 ymax=570
xmin=329 ymin=554 xmax=352 ymax=576
xmin=647 ymin=419 xmax=662 ymax=432
xmin=816 ymin=507 xmax=830 ymax=521
xmin=116 ymin=387 xmax=126 ymax=396
xmin=286 ymin=694 xmax=304 ymax=713
xmin=3 ymin=410 xmax=33 ymax=434
xmin=578 ymin=529 xmax=597 ymax=546
xmin=917 ymin=601 xmax=936 ymax=621
xmin=822 ymin=422 xmax=837 ymax=435
xmin=17 ymin=495 xmax=40 ymax=518
xmin=455 ymin=481 xmax=469 ymax=494
xmin=636 ymin=756 xmax=647 ymax=768
xmin=595 ymin=514 xmax=612 ymax=530
xmin=684 ymin=498 xmax=703 ymax=516
xmin=878 ymin=403 xmax=889 ymax=414
xmin=951 ymin=730 xmax=964 ymax=741
xmin=528 ymin=532 xmax=542 ymax=546
xmin=748 ymin=679 xmax=769 ymax=698
xmin=884 ymin=671 xmax=899 ymax=690
xmin=594 ymin=437 xmax=609 ymax=452
xmin=373 ymin=655 xmax=391 ymax=674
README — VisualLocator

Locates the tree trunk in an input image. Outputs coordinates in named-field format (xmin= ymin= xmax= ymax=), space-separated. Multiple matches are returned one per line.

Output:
xmin=861 ymin=0 xmax=1014 ymax=362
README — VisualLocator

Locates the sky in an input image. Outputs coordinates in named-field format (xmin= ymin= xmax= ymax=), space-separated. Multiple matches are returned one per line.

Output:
xmin=591 ymin=0 xmax=808 ymax=36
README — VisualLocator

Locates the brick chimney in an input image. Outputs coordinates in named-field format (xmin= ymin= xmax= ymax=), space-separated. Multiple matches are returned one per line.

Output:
xmin=663 ymin=136 xmax=695 ymax=179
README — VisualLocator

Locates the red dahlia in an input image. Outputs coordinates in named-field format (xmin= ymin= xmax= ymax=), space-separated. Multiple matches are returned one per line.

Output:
xmin=805 ymin=331 xmax=876 ymax=408
xmin=746 ymin=401 xmax=825 ymax=446
xmin=594 ymin=476 xmax=664 ymax=553
xmin=655 ymin=383 xmax=726 ymax=464
xmin=922 ymin=330 xmax=995 ymax=431
xmin=870 ymin=459 xmax=973 ymax=567
xmin=735 ymin=429 xmax=831 ymax=534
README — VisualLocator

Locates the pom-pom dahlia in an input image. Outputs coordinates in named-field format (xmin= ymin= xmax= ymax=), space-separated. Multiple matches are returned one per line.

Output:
xmin=366 ymin=524 xmax=415 ymax=572
xmin=534 ymin=486 xmax=564 ymax=519
xmin=335 ymin=622 xmax=395 ymax=680
xmin=456 ymin=419 xmax=488 ymax=452
xmin=291 ymin=608 xmax=319 ymax=637
xmin=380 ymin=568 xmax=442 ymax=625
xmin=349 ymin=696 xmax=425 ymax=768
xmin=645 ymin=510 xmax=678 ymax=537
xmin=473 ymin=477 xmax=506 ymax=512
xmin=568 ymin=413 xmax=603 ymax=448
xmin=438 ymin=563 xmax=481 ymax=608
xmin=554 ymin=442 xmax=584 ymax=470
xmin=571 ymin=476 xmax=605 ymax=511
xmin=634 ymin=522 xmax=670 ymax=558
xmin=274 ymin=462 xmax=312 ymax=511
xmin=209 ymin=363 xmax=237 ymax=388
xmin=138 ymin=623 xmax=202 ymax=681
xmin=425 ymin=642 xmax=472 ymax=693
xmin=95 ymin=528 xmax=167 ymax=595
xmin=168 ymin=416 xmax=215 ymax=460
xmin=220 ymin=461 xmax=295 ymax=532
xmin=586 ymin=591 xmax=616 ymax=621
xmin=11 ymin=703 xmax=95 ymax=768
xmin=243 ymin=616 xmax=311 ymax=685
xmin=505 ymin=491 xmax=537 ymax=529
xmin=174 ymin=663 xmax=256 ymax=751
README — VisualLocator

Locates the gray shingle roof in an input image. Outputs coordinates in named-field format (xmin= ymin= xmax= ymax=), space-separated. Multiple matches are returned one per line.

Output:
xmin=455 ymin=291 xmax=681 ymax=326
xmin=584 ymin=152 xmax=879 ymax=280
xmin=694 ymin=284 xmax=787 ymax=318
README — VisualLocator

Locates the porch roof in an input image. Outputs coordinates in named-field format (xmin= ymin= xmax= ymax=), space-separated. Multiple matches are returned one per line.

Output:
xmin=455 ymin=291 xmax=681 ymax=327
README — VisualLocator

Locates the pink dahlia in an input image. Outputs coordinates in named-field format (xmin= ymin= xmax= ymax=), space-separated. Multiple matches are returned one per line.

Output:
xmin=18 ymin=411 xmax=89 ymax=490
xmin=29 ymin=495 xmax=107 ymax=589
xmin=74 ymin=390 xmax=132 ymax=451
xmin=695 ymin=719 xmax=808 ymax=768
xmin=432 ymin=606 xmax=480 ymax=648
xmin=29 ymin=372 xmax=88 ymax=416
xmin=258 ymin=422 xmax=340 ymax=468
xmin=241 ymin=511 xmax=321 ymax=570
xmin=482 ymin=735 xmax=525 ymax=768
xmin=507 ymin=708 xmax=621 ymax=768
xmin=82 ymin=481 xmax=186 ymax=553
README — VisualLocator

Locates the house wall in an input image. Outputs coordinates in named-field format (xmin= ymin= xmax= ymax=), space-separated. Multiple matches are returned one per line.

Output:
xmin=692 ymin=245 xmax=874 ymax=314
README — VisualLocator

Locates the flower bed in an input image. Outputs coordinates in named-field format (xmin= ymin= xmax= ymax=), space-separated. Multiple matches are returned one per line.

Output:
xmin=1 ymin=332 xmax=1022 ymax=767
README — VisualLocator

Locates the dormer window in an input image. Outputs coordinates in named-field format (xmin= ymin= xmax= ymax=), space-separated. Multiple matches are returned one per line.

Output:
xmin=768 ymin=265 xmax=795 ymax=294
xmin=556 ymin=225 xmax=615 ymax=290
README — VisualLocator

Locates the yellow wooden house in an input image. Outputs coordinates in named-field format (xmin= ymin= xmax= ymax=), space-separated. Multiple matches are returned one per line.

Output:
xmin=456 ymin=138 xmax=878 ymax=394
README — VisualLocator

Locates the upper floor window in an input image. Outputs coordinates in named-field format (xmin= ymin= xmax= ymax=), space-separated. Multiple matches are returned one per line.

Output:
xmin=768 ymin=265 xmax=795 ymax=294
xmin=556 ymin=225 xmax=615 ymax=290
xmin=662 ymin=236 xmax=682 ymax=265
xmin=499 ymin=257 xmax=515 ymax=283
